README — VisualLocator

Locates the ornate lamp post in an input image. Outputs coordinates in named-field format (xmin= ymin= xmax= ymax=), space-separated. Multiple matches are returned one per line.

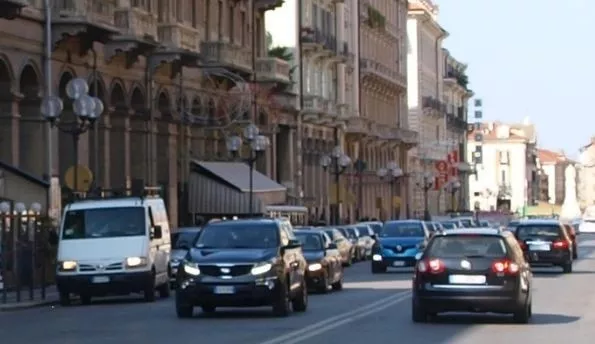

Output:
xmin=226 ymin=123 xmax=270 ymax=216
xmin=320 ymin=146 xmax=351 ymax=225
xmin=416 ymin=172 xmax=435 ymax=220
xmin=448 ymin=179 xmax=462 ymax=212
xmin=41 ymin=77 xmax=104 ymax=195
xmin=376 ymin=161 xmax=403 ymax=219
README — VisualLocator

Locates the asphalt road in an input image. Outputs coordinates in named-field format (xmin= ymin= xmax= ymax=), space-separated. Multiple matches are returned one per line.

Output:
xmin=2 ymin=235 xmax=595 ymax=344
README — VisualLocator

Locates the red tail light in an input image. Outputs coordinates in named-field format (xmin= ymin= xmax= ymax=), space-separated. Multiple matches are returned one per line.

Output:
xmin=417 ymin=258 xmax=445 ymax=274
xmin=552 ymin=240 xmax=569 ymax=249
xmin=491 ymin=259 xmax=520 ymax=274
xmin=518 ymin=241 xmax=527 ymax=249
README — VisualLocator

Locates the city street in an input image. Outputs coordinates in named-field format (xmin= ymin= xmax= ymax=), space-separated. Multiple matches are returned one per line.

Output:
xmin=2 ymin=236 xmax=595 ymax=343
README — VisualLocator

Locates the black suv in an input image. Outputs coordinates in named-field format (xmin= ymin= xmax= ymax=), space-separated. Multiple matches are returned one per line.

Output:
xmin=514 ymin=219 xmax=573 ymax=273
xmin=175 ymin=218 xmax=308 ymax=318
xmin=412 ymin=228 xmax=533 ymax=323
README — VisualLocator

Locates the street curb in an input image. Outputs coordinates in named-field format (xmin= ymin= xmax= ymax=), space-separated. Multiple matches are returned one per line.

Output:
xmin=0 ymin=299 xmax=59 ymax=312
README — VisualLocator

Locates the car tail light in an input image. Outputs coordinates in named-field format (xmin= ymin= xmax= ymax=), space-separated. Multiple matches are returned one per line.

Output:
xmin=491 ymin=259 xmax=520 ymax=274
xmin=552 ymin=240 xmax=569 ymax=249
xmin=518 ymin=241 xmax=527 ymax=249
xmin=417 ymin=258 xmax=445 ymax=274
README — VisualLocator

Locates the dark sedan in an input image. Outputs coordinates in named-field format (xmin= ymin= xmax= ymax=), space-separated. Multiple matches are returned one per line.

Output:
xmin=294 ymin=230 xmax=344 ymax=293
xmin=170 ymin=227 xmax=202 ymax=286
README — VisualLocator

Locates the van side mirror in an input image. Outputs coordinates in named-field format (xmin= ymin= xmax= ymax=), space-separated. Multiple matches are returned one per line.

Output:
xmin=151 ymin=225 xmax=163 ymax=239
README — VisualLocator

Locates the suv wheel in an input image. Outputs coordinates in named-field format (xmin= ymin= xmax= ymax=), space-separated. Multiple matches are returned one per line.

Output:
xmin=158 ymin=281 xmax=171 ymax=298
xmin=292 ymin=280 xmax=308 ymax=312
xmin=59 ymin=292 xmax=70 ymax=306
xmin=175 ymin=293 xmax=193 ymax=318
xmin=513 ymin=301 xmax=531 ymax=324
xmin=563 ymin=260 xmax=573 ymax=273
xmin=411 ymin=297 xmax=428 ymax=323
xmin=272 ymin=281 xmax=291 ymax=317
xmin=317 ymin=272 xmax=329 ymax=293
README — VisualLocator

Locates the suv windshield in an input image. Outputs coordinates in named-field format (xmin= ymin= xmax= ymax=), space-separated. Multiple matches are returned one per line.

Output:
xmin=426 ymin=235 xmax=507 ymax=258
xmin=61 ymin=207 xmax=146 ymax=239
xmin=516 ymin=225 xmax=561 ymax=241
xmin=195 ymin=223 xmax=279 ymax=249
xmin=381 ymin=223 xmax=424 ymax=237
xmin=295 ymin=233 xmax=323 ymax=251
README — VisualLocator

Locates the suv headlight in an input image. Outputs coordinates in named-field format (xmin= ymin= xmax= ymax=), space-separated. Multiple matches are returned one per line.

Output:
xmin=308 ymin=263 xmax=322 ymax=271
xmin=183 ymin=262 xmax=200 ymax=276
xmin=251 ymin=262 xmax=272 ymax=275
xmin=58 ymin=260 xmax=77 ymax=271
xmin=125 ymin=257 xmax=148 ymax=268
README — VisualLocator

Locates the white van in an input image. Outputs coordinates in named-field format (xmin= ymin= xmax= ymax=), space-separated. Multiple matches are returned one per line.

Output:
xmin=55 ymin=194 xmax=171 ymax=305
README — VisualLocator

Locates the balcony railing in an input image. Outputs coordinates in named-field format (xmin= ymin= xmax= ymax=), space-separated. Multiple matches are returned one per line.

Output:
xmin=255 ymin=57 xmax=291 ymax=83
xmin=360 ymin=59 xmax=406 ymax=88
xmin=200 ymin=41 xmax=251 ymax=71
xmin=52 ymin=0 xmax=116 ymax=25
xmin=254 ymin=0 xmax=284 ymax=11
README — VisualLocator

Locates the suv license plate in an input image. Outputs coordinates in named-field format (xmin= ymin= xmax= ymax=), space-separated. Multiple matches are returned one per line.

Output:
xmin=392 ymin=261 xmax=405 ymax=267
xmin=92 ymin=276 xmax=110 ymax=284
xmin=449 ymin=275 xmax=486 ymax=284
xmin=214 ymin=286 xmax=235 ymax=294
xmin=529 ymin=244 xmax=550 ymax=251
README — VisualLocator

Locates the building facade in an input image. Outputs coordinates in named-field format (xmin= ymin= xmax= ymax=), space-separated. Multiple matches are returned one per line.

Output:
xmin=406 ymin=0 xmax=450 ymax=217
xmin=467 ymin=121 xmax=538 ymax=214
xmin=442 ymin=48 xmax=472 ymax=211
xmin=0 ymin=0 xmax=297 ymax=225
xmin=537 ymin=149 xmax=568 ymax=205
xmin=267 ymin=0 xmax=416 ymax=222
xmin=578 ymin=137 xmax=595 ymax=210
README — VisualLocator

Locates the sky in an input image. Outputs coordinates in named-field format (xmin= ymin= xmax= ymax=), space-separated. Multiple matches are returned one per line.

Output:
xmin=436 ymin=0 xmax=594 ymax=158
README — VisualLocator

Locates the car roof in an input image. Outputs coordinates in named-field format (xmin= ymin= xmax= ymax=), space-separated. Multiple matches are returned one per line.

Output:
xmin=385 ymin=220 xmax=424 ymax=225
xmin=206 ymin=218 xmax=279 ymax=226
xmin=516 ymin=219 xmax=561 ymax=226
xmin=176 ymin=227 xmax=202 ymax=233
xmin=294 ymin=229 xmax=323 ymax=235
xmin=436 ymin=227 xmax=503 ymax=237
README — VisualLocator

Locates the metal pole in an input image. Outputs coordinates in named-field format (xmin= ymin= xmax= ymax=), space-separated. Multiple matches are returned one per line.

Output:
xmin=423 ymin=181 xmax=430 ymax=220
xmin=334 ymin=160 xmax=340 ymax=225
xmin=92 ymin=49 xmax=99 ymax=189
xmin=249 ymin=154 xmax=254 ymax=216
xmin=73 ymin=133 xmax=79 ymax=199
xmin=357 ymin=169 xmax=363 ymax=220
xmin=43 ymin=0 xmax=52 ymax=219
xmin=390 ymin=179 xmax=395 ymax=219
xmin=251 ymin=0 xmax=257 ymax=123
xmin=297 ymin=0 xmax=304 ymax=206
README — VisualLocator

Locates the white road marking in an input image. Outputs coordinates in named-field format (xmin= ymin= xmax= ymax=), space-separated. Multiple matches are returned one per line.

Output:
xmin=258 ymin=291 xmax=412 ymax=344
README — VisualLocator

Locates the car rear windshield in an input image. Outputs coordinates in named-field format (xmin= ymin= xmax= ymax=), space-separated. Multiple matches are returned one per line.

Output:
xmin=426 ymin=235 xmax=507 ymax=258
xmin=516 ymin=225 xmax=561 ymax=240
xmin=441 ymin=222 xmax=456 ymax=229
xmin=381 ymin=223 xmax=424 ymax=237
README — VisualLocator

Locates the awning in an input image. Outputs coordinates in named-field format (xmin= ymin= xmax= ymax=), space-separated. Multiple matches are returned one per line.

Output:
xmin=188 ymin=160 xmax=287 ymax=216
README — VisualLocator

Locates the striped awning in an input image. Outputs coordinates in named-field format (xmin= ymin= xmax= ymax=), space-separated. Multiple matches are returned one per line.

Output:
xmin=187 ymin=160 xmax=287 ymax=216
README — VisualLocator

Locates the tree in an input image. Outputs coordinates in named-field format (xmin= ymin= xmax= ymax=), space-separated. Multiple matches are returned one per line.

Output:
xmin=267 ymin=46 xmax=297 ymax=81
xmin=266 ymin=31 xmax=273 ymax=51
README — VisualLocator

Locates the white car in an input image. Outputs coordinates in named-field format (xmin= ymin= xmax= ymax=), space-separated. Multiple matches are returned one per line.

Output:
xmin=579 ymin=219 xmax=595 ymax=233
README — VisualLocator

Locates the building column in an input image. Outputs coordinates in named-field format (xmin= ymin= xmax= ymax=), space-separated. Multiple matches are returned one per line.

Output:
xmin=0 ymin=92 xmax=21 ymax=166
xmin=167 ymin=122 xmax=178 ymax=228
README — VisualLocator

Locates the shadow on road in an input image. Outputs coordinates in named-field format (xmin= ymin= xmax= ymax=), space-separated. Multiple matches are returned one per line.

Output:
xmin=430 ymin=312 xmax=579 ymax=325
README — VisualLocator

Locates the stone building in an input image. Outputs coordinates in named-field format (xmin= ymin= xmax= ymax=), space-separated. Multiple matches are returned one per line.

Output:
xmin=0 ymin=0 xmax=297 ymax=225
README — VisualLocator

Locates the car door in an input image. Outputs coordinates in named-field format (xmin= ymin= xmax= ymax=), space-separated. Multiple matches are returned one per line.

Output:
xmin=506 ymin=235 xmax=531 ymax=292
xmin=281 ymin=223 xmax=302 ymax=292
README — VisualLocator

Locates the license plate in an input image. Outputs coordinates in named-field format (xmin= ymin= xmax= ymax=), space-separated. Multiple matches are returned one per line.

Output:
xmin=92 ymin=276 xmax=110 ymax=284
xmin=392 ymin=261 xmax=405 ymax=267
xmin=529 ymin=244 xmax=550 ymax=251
xmin=448 ymin=275 xmax=486 ymax=284
xmin=214 ymin=286 xmax=235 ymax=294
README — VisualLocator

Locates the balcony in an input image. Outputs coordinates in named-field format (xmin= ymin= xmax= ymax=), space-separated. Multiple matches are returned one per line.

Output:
xmin=444 ymin=68 xmax=469 ymax=90
xmin=0 ymin=0 xmax=27 ymax=19
xmin=51 ymin=0 xmax=120 ymax=52
xmin=301 ymin=94 xmax=325 ymax=123
xmin=344 ymin=115 xmax=369 ymax=138
xmin=300 ymin=28 xmax=324 ymax=51
xmin=421 ymin=96 xmax=445 ymax=117
xmin=255 ymin=57 xmax=291 ymax=84
xmin=338 ymin=41 xmax=354 ymax=66
xmin=254 ymin=0 xmax=284 ymax=11
xmin=360 ymin=59 xmax=406 ymax=90
xmin=158 ymin=22 xmax=200 ymax=52
xmin=200 ymin=41 xmax=252 ymax=74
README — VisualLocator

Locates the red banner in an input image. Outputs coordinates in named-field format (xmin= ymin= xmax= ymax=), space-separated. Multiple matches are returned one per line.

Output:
xmin=434 ymin=174 xmax=448 ymax=190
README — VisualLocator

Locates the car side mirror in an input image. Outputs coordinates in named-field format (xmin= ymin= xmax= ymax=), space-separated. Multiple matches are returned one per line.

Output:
xmin=415 ymin=252 xmax=423 ymax=260
xmin=151 ymin=225 xmax=163 ymax=240
xmin=327 ymin=243 xmax=337 ymax=250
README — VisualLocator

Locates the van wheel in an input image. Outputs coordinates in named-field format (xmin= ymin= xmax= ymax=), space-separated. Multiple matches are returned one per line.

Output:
xmin=563 ymin=261 xmax=573 ymax=273
xmin=143 ymin=272 xmax=156 ymax=302
xmin=158 ymin=281 xmax=171 ymax=298
xmin=59 ymin=292 xmax=70 ymax=306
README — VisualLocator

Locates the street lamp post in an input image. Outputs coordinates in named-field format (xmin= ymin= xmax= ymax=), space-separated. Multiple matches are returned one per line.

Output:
xmin=417 ymin=172 xmax=434 ymax=220
xmin=320 ymin=146 xmax=351 ymax=225
xmin=376 ymin=161 xmax=403 ymax=220
xmin=226 ymin=124 xmax=270 ymax=216
xmin=42 ymin=78 xmax=104 ymax=197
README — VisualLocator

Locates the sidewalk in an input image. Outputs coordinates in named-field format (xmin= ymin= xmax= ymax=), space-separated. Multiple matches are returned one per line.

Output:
xmin=0 ymin=285 xmax=59 ymax=311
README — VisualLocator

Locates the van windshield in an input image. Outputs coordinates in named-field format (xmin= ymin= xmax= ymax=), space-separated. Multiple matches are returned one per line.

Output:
xmin=61 ymin=207 xmax=146 ymax=239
